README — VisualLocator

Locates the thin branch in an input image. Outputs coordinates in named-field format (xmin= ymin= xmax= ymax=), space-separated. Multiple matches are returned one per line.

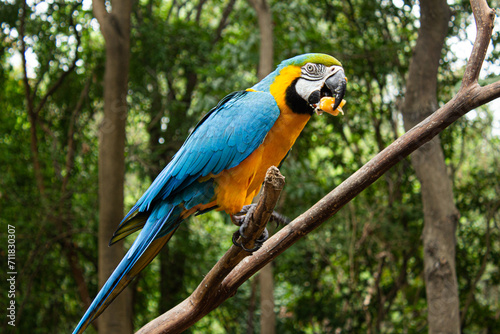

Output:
xmin=213 ymin=0 xmax=237 ymax=45
xmin=34 ymin=66 xmax=78 ymax=111
xmin=20 ymin=0 xmax=33 ymax=110
xmin=62 ymin=74 xmax=92 ymax=194
xmin=21 ymin=0 xmax=84 ymax=195
xmin=165 ymin=0 xmax=177 ymax=23
xmin=32 ymin=60 xmax=50 ymax=99
xmin=461 ymin=1 xmax=496 ymax=89
xmin=20 ymin=0 xmax=46 ymax=195
xmin=34 ymin=2 xmax=82 ymax=115
xmin=137 ymin=0 xmax=499 ymax=332
xmin=195 ymin=0 xmax=208 ymax=23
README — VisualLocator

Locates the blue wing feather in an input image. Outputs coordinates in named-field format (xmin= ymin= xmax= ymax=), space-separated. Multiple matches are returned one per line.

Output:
xmin=128 ymin=89 xmax=280 ymax=219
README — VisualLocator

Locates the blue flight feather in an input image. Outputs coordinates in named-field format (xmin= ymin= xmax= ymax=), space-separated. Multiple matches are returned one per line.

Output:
xmin=72 ymin=206 xmax=176 ymax=334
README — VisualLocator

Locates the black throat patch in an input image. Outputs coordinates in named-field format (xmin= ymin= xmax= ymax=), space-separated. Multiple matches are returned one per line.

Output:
xmin=285 ymin=78 xmax=315 ymax=115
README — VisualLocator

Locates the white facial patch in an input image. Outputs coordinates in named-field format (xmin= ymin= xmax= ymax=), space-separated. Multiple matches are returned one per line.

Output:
xmin=295 ymin=78 xmax=324 ymax=101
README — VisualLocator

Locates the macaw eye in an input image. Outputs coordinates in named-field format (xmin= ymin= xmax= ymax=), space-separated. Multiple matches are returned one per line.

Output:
xmin=302 ymin=63 xmax=326 ymax=80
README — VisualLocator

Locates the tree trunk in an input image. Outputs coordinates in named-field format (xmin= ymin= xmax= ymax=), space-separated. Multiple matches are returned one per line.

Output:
xmin=248 ymin=1 xmax=275 ymax=332
xmin=93 ymin=0 xmax=133 ymax=332
xmin=259 ymin=262 xmax=276 ymax=334
xmin=248 ymin=0 xmax=274 ymax=80
xmin=400 ymin=0 xmax=460 ymax=333
xmin=246 ymin=278 xmax=258 ymax=334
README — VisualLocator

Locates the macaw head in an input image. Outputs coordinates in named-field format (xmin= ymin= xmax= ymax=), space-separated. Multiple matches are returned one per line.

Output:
xmin=252 ymin=53 xmax=347 ymax=116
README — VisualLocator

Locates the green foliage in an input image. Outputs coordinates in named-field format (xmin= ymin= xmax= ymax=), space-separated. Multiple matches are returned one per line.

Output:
xmin=1 ymin=0 xmax=499 ymax=333
xmin=1 ymin=1 xmax=102 ymax=333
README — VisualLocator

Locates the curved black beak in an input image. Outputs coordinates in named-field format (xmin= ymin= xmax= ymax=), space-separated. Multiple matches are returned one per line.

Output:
xmin=324 ymin=69 xmax=347 ymax=111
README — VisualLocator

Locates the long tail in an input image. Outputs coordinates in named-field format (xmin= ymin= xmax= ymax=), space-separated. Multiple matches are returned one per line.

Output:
xmin=72 ymin=207 xmax=178 ymax=334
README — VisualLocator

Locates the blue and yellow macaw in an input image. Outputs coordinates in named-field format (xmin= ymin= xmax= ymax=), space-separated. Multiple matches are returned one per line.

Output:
xmin=73 ymin=53 xmax=347 ymax=334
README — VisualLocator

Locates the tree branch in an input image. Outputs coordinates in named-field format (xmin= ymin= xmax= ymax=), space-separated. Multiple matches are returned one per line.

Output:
xmin=20 ymin=0 xmax=46 ymax=195
xmin=19 ymin=0 xmax=33 ymax=110
xmin=61 ymin=74 xmax=92 ymax=195
xmin=461 ymin=0 xmax=496 ymax=89
xmin=213 ymin=0 xmax=237 ymax=45
xmin=34 ymin=2 xmax=82 ymax=115
xmin=137 ymin=0 xmax=498 ymax=332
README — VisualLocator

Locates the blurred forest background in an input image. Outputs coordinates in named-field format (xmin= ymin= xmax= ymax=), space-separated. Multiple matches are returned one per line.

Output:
xmin=1 ymin=0 xmax=500 ymax=333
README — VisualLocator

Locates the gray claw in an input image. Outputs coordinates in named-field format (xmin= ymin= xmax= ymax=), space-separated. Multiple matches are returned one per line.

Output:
xmin=232 ymin=228 xmax=269 ymax=252
xmin=231 ymin=203 xmax=287 ymax=252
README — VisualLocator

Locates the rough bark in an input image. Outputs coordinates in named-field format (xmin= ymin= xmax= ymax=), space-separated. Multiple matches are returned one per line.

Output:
xmin=248 ymin=0 xmax=274 ymax=80
xmin=247 ymin=1 xmax=276 ymax=331
xmin=259 ymin=261 xmax=276 ymax=334
xmin=400 ymin=1 xmax=460 ymax=332
xmin=246 ymin=278 xmax=258 ymax=334
xmin=93 ymin=0 xmax=133 ymax=332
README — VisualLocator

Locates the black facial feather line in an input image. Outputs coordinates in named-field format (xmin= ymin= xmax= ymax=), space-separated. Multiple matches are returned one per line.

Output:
xmin=285 ymin=78 xmax=315 ymax=115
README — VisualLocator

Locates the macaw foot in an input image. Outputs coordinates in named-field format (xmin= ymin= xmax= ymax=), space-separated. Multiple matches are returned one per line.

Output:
xmin=232 ymin=226 xmax=269 ymax=252
xmin=231 ymin=204 xmax=290 ymax=227
xmin=231 ymin=204 xmax=289 ymax=252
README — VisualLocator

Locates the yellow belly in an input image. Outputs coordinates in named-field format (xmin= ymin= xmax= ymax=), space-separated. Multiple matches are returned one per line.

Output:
xmin=213 ymin=111 xmax=310 ymax=214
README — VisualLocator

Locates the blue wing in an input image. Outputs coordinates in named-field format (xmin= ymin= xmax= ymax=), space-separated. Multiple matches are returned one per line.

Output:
xmin=119 ymin=89 xmax=280 ymax=227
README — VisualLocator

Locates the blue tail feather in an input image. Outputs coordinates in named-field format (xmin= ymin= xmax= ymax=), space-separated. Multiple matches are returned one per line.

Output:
xmin=72 ymin=206 xmax=178 ymax=334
